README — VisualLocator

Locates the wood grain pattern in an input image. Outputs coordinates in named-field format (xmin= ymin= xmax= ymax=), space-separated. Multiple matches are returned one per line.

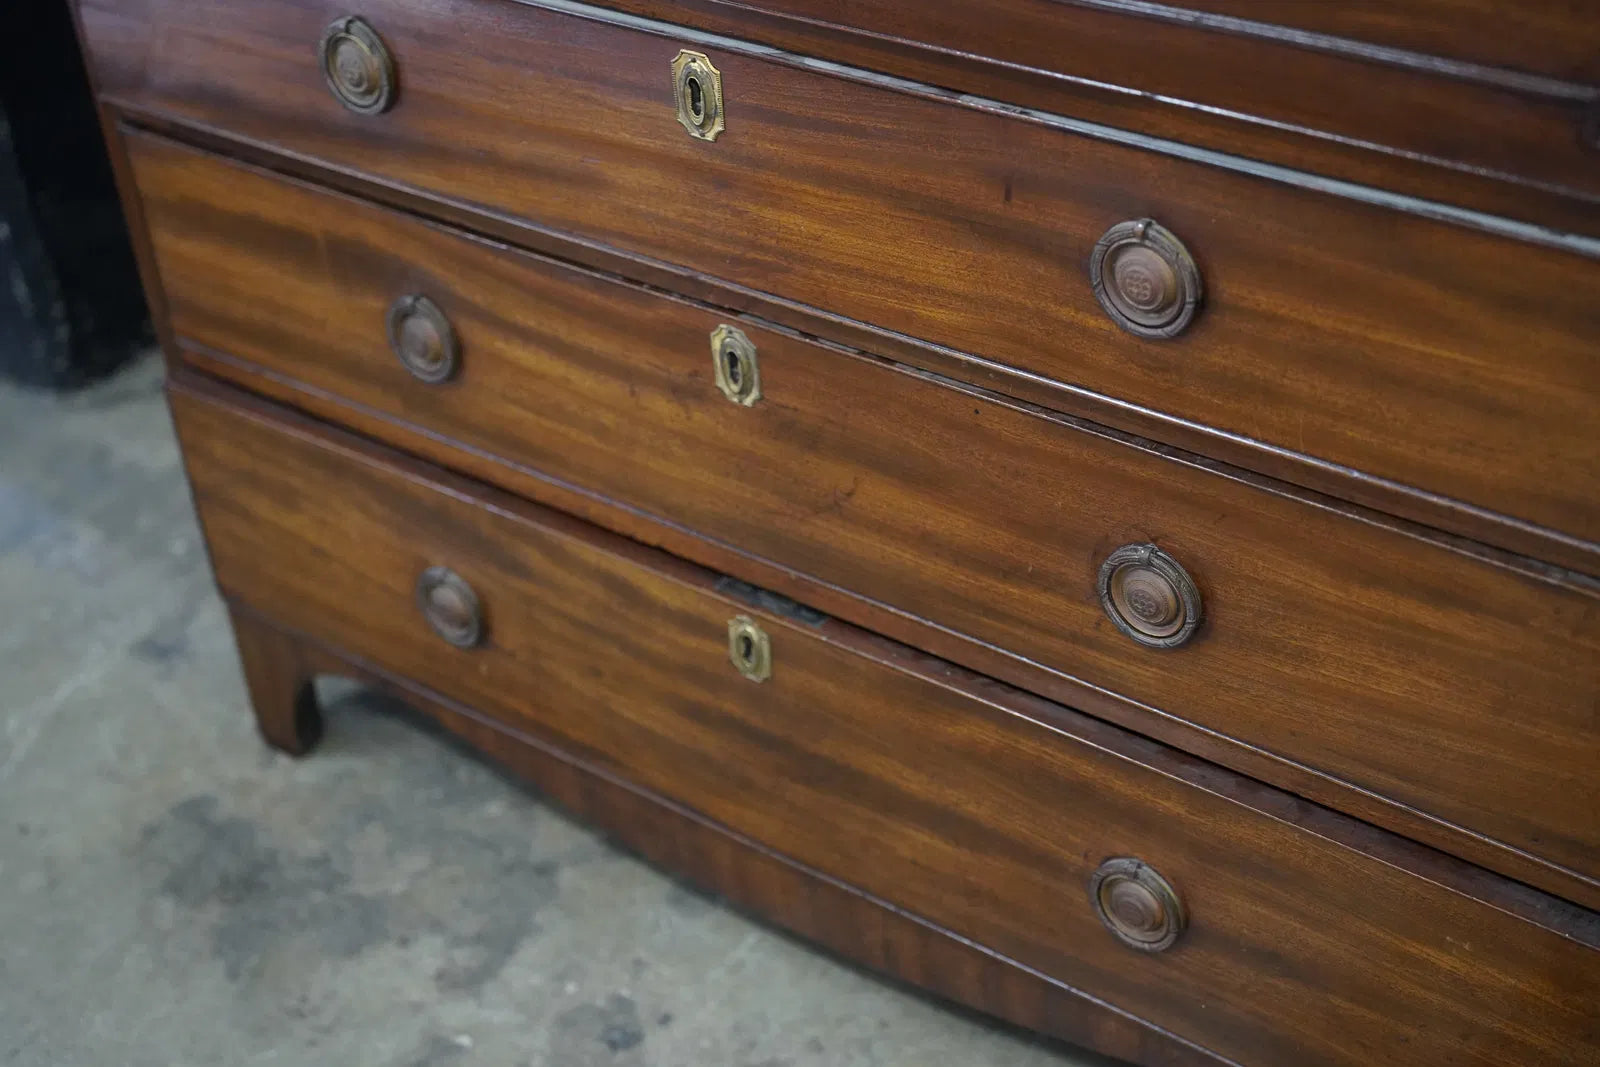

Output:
xmin=585 ymin=0 xmax=1600 ymax=241
xmin=592 ymin=0 xmax=1600 ymax=222
xmin=170 ymin=376 xmax=1600 ymax=1067
xmin=1152 ymin=0 xmax=1600 ymax=80
xmin=114 ymin=113 xmax=1600 ymax=580
xmin=228 ymin=602 xmax=1224 ymax=1067
xmin=78 ymin=0 xmax=1600 ymax=561
xmin=131 ymin=132 xmax=1600 ymax=904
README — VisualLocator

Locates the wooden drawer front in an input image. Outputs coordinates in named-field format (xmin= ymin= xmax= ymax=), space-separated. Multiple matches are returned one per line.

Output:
xmin=84 ymin=0 xmax=1600 ymax=550
xmin=171 ymin=381 xmax=1599 ymax=1067
xmin=134 ymin=133 xmax=1600 ymax=896
xmin=600 ymin=0 xmax=1600 ymax=202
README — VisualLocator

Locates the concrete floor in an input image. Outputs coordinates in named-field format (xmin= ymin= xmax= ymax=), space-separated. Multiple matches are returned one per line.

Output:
xmin=0 ymin=355 xmax=1115 ymax=1067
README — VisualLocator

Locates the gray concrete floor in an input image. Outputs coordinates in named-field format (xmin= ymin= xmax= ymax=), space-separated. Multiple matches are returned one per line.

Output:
xmin=0 ymin=355 xmax=1114 ymax=1067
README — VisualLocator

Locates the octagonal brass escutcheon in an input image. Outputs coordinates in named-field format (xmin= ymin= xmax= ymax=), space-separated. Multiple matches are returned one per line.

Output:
xmin=672 ymin=50 xmax=725 ymax=141
xmin=727 ymin=615 xmax=772 ymax=682
xmin=710 ymin=324 xmax=760 ymax=405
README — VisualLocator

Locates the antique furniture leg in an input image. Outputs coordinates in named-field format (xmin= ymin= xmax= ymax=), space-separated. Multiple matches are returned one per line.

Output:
xmin=227 ymin=603 xmax=323 ymax=757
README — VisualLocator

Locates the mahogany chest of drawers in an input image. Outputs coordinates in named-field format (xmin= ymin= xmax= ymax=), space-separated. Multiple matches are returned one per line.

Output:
xmin=71 ymin=1 xmax=1599 ymax=1063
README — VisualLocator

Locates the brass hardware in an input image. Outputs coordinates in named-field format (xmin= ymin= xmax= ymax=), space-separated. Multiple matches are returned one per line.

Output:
xmin=387 ymin=294 xmax=458 ymax=383
xmin=416 ymin=566 xmax=483 ymax=648
xmin=320 ymin=16 xmax=396 ymax=115
xmin=672 ymin=50 xmax=725 ymax=141
xmin=1089 ymin=858 xmax=1186 ymax=953
xmin=1089 ymin=219 xmax=1202 ymax=339
xmin=1098 ymin=543 xmax=1202 ymax=649
xmin=711 ymin=324 xmax=760 ymax=405
xmin=727 ymin=615 xmax=772 ymax=682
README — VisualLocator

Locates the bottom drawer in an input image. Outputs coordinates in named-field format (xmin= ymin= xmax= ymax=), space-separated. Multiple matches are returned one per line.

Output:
xmin=171 ymin=379 xmax=1598 ymax=1067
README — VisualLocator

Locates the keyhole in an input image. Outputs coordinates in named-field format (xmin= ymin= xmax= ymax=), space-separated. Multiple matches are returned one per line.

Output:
xmin=737 ymin=633 xmax=755 ymax=663
xmin=724 ymin=346 xmax=743 ymax=388
xmin=686 ymin=74 xmax=705 ymax=122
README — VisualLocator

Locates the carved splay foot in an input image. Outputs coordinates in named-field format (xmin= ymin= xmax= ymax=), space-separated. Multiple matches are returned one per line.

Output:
xmin=227 ymin=604 xmax=324 ymax=757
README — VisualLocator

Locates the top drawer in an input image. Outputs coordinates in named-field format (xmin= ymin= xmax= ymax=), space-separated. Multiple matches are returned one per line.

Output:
xmin=78 ymin=0 xmax=1600 ymax=565
xmin=597 ymin=0 xmax=1600 ymax=217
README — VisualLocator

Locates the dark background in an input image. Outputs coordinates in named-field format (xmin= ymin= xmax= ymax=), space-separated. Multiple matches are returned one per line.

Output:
xmin=0 ymin=1 xmax=149 ymax=390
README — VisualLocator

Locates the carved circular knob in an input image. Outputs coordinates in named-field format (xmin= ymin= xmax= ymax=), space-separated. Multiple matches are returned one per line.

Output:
xmin=320 ymin=17 xmax=396 ymax=115
xmin=416 ymin=566 xmax=483 ymax=648
xmin=1098 ymin=543 xmax=1202 ymax=649
xmin=387 ymin=295 xmax=458 ymax=383
xmin=1089 ymin=219 xmax=1202 ymax=339
xmin=1089 ymin=858 xmax=1186 ymax=952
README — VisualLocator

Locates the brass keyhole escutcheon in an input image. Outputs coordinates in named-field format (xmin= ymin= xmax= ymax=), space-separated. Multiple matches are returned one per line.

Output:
xmin=1089 ymin=219 xmax=1202 ymax=339
xmin=387 ymin=294 xmax=459 ymax=383
xmin=711 ymin=324 xmax=761 ymax=405
xmin=727 ymin=615 xmax=772 ymax=682
xmin=416 ymin=566 xmax=484 ymax=649
xmin=1089 ymin=858 xmax=1186 ymax=952
xmin=672 ymin=50 xmax=725 ymax=141
xmin=320 ymin=16 xmax=396 ymax=115
xmin=1097 ymin=543 xmax=1202 ymax=649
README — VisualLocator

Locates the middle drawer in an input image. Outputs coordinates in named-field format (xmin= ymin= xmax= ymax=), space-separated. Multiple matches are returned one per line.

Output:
xmin=132 ymin=131 xmax=1600 ymax=900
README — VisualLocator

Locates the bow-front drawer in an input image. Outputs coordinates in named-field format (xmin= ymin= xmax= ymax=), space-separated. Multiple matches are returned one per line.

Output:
xmin=170 ymin=379 xmax=1599 ymax=1067
xmin=80 ymin=0 xmax=1600 ymax=564
xmin=131 ymin=132 xmax=1600 ymax=904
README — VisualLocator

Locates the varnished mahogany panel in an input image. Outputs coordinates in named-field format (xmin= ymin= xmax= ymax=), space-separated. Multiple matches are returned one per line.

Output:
xmin=586 ymin=1 xmax=1600 ymax=240
xmin=225 ymin=601 xmax=1219 ymax=1067
xmin=597 ymin=0 xmax=1600 ymax=206
xmin=172 ymin=377 xmax=1600 ymax=1067
xmin=80 ymin=0 xmax=1600 ymax=557
xmin=132 ymin=133 xmax=1600 ymax=903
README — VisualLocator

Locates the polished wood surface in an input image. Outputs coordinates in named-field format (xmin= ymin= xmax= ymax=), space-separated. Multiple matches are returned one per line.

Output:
xmin=78 ymin=0 xmax=1600 ymax=563
xmin=132 ymin=131 xmax=1600 ymax=902
xmin=171 ymin=376 xmax=1600 ymax=1067
xmin=591 ymin=0 xmax=1600 ymax=234
xmin=70 ymin=0 xmax=1600 ymax=1059
xmin=227 ymin=600 xmax=1224 ymax=1067
xmin=1158 ymin=0 xmax=1600 ymax=78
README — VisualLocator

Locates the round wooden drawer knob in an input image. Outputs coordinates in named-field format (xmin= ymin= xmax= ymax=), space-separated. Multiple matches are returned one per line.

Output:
xmin=1090 ymin=857 xmax=1186 ymax=952
xmin=1098 ymin=543 xmax=1202 ymax=649
xmin=387 ymin=295 xmax=458 ymax=383
xmin=1089 ymin=219 xmax=1202 ymax=339
xmin=321 ymin=16 xmax=396 ymax=115
xmin=416 ymin=566 xmax=483 ymax=648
